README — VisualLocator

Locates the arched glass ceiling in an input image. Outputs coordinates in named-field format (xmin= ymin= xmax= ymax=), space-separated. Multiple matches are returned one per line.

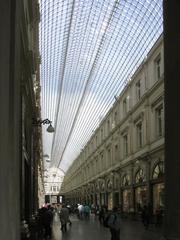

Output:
xmin=39 ymin=0 xmax=163 ymax=172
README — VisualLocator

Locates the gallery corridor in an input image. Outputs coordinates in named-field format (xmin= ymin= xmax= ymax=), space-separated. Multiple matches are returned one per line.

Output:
xmin=51 ymin=213 xmax=162 ymax=240
xmin=0 ymin=1 xmax=180 ymax=240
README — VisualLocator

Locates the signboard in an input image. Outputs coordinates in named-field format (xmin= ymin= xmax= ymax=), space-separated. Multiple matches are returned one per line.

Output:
xmin=51 ymin=195 xmax=57 ymax=203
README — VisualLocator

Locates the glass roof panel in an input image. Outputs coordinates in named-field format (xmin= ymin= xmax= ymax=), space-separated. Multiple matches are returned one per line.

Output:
xmin=39 ymin=0 xmax=163 ymax=172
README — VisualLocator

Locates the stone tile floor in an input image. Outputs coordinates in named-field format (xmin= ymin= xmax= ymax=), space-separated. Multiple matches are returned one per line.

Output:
xmin=52 ymin=213 xmax=163 ymax=240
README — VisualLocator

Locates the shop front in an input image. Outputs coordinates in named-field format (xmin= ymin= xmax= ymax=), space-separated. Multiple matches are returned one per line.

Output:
xmin=114 ymin=191 xmax=120 ymax=207
xmin=100 ymin=192 xmax=106 ymax=206
xmin=153 ymin=182 xmax=164 ymax=213
xmin=151 ymin=161 xmax=164 ymax=214
xmin=99 ymin=180 xmax=106 ymax=206
xmin=134 ymin=168 xmax=147 ymax=213
xmin=121 ymin=173 xmax=131 ymax=213
xmin=122 ymin=188 xmax=132 ymax=212
xmin=135 ymin=185 xmax=148 ymax=212
xmin=113 ymin=173 xmax=120 ymax=207
xmin=106 ymin=178 xmax=113 ymax=210
xmin=107 ymin=192 xmax=113 ymax=210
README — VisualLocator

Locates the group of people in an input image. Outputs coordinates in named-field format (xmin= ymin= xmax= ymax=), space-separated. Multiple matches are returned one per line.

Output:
xmin=141 ymin=204 xmax=163 ymax=229
xmin=36 ymin=202 xmax=164 ymax=240
xmin=58 ymin=203 xmax=121 ymax=239
xmin=37 ymin=204 xmax=54 ymax=239
xmin=77 ymin=203 xmax=91 ymax=219
xmin=58 ymin=203 xmax=121 ymax=240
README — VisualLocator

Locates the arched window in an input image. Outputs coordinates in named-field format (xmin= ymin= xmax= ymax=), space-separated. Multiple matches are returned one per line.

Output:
xmin=153 ymin=161 xmax=164 ymax=179
xmin=122 ymin=174 xmax=130 ymax=187
xmin=100 ymin=182 xmax=105 ymax=191
xmin=95 ymin=182 xmax=99 ymax=191
xmin=107 ymin=179 xmax=112 ymax=190
xmin=135 ymin=168 xmax=145 ymax=184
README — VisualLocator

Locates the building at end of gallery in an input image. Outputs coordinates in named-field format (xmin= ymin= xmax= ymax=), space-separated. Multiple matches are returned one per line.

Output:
xmin=61 ymin=34 xmax=164 ymax=217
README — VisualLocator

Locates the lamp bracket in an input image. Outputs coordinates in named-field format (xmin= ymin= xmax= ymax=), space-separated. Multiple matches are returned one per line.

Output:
xmin=32 ymin=118 xmax=52 ymax=126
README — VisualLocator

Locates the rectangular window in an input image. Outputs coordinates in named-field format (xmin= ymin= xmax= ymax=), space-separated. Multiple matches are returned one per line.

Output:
xmin=155 ymin=105 xmax=163 ymax=137
xmin=107 ymin=149 xmax=111 ymax=167
xmin=123 ymin=134 xmax=128 ymax=157
xmin=136 ymin=122 xmax=142 ymax=148
xmin=95 ymin=135 xmax=98 ymax=147
xmin=91 ymin=141 xmax=93 ymax=152
xmin=155 ymin=54 xmax=161 ymax=81
xmin=96 ymin=158 xmax=98 ymax=174
xmin=101 ymin=128 xmax=103 ymax=141
xmin=123 ymin=98 xmax=127 ymax=115
xmin=114 ymin=111 xmax=117 ymax=126
xmin=136 ymin=80 xmax=141 ymax=101
xmin=107 ymin=120 xmax=110 ymax=134
xmin=87 ymin=165 xmax=90 ymax=177
xmin=101 ymin=153 xmax=104 ymax=169
xmin=115 ymin=144 xmax=118 ymax=162
xmin=92 ymin=161 xmax=95 ymax=176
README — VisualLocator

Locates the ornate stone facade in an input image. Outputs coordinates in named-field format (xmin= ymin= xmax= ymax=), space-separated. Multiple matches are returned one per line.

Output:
xmin=61 ymin=35 xmax=164 ymax=215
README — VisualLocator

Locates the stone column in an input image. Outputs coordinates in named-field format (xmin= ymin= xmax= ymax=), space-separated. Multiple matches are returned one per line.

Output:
xmin=0 ymin=1 xmax=22 ymax=239
xmin=145 ymin=156 xmax=153 ymax=213
xmin=163 ymin=1 xmax=180 ymax=239
xmin=130 ymin=166 xmax=135 ymax=213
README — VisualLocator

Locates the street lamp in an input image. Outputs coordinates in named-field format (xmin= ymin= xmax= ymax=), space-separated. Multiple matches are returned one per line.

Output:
xmin=32 ymin=118 xmax=55 ymax=133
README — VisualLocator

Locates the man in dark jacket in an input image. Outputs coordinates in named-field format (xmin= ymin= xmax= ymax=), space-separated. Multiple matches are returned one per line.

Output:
xmin=42 ymin=205 xmax=53 ymax=238
xmin=107 ymin=206 xmax=121 ymax=240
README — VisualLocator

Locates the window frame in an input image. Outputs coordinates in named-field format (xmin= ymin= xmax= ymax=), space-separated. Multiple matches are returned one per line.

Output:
xmin=154 ymin=53 xmax=161 ymax=81
xmin=135 ymin=79 xmax=141 ymax=101
xmin=123 ymin=97 xmax=127 ymax=116
xmin=155 ymin=103 xmax=164 ymax=138
xmin=123 ymin=133 xmax=128 ymax=157
xmin=136 ymin=121 xmax=143 ymax=148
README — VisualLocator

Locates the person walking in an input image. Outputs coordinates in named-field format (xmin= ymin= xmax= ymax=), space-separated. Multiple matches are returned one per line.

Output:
xmin=59 ymin=205 xmax=70 ymax=232
xmin=78 ymin=204 xmax=84 ymax=219
xmin=42 ymin=205 xmax=53 ymax=239
xmin=99 ymin=205 xmax=107 ymax=224
xmin=141 ymin=205 xmax=150 ymax=229
xmin=84 ymin=204 xmax=91 ymax=219
xmin=107 ymin=206 xmax=121 ymax=240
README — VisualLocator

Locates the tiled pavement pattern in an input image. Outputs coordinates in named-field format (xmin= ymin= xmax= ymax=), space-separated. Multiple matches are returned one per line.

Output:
xmin=52 ymin=213 xmax=163 ymax=240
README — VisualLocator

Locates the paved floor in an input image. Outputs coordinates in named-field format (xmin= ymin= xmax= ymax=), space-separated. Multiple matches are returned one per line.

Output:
xmin=52 ymin=213 xmax=163 ymax=240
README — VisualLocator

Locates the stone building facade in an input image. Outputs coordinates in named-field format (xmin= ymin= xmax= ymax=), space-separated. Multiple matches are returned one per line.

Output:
xmin=61 ymin=35 xmax=164 ymax=215
xmin=0 ymin=1 xmax=43 ymax=239
xmin=44 ymin=167 xmax=64 ymax=204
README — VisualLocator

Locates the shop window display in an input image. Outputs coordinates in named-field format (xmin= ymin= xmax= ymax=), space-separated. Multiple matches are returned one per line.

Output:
xmin=122 ymin=174 xmax=131 ymax=212
xmin=135 ymin=186 xmax=148 ymax=212
xmin=153 ymin=183 xmax=164 ymax=213
xmin=100 ymin=193 xmax=105 ymax=206
xmin=152 ymin=162 xmax=164 ymax=214
xmin=108 ymin=192 xmax=113 ymax=210
xmin=122 ymin=189 xmax=132 ymax=212
xmin=114 ymin=192 xmax=119 ymax=207
xmin=135 ymin=168 xmax=145 ymax=184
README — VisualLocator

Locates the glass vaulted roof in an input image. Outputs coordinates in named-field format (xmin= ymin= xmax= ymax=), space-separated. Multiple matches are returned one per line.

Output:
xmin=39 ymin=0 xmax=163 ymax=172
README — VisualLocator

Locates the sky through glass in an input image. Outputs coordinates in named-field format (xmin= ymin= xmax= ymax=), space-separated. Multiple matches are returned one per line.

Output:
xmin=39 ymin=0 xmax=163 ymax=172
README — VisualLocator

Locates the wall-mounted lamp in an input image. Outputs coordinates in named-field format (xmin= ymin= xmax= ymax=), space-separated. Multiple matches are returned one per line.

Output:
xmin=33 ymin=118 xmax=55 ymax=133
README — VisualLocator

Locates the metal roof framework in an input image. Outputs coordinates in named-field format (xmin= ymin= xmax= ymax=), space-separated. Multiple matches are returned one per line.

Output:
xmin=39 ymin=0 xmax=163 ymax=172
